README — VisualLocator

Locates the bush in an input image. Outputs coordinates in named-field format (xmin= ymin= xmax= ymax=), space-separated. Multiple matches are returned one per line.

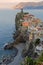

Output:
xmin=21 ymin=56 xmax=36 ymax=65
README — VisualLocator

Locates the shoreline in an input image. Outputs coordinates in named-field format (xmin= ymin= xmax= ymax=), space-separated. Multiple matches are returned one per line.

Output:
xmin=0 ymin=42 xmax=25 ymax=65
xmin=0 ymin=46 xmax=18 ymax=65
xmin=0 ymin=9 xmax=43 ymax=65
xmin=8 ymin=43 xmax=25 ymax=65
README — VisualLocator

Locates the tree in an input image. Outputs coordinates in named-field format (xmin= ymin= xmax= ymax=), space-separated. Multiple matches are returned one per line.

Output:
xmin=29 ymin=58 xmax=34 ymax=65
xmin=21 ymin=56 xmax=35 ymax=65
xmin=27 ymin=42 xmax=34 ymax=57
xmin=35 ymin=38 xmax=40 ymax=46
xmin=37 ymin=53 xmax=43 ymax=62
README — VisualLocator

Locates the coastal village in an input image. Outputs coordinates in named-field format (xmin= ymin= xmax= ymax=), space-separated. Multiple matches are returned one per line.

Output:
xmin=14 ymin=9 xmax=43 ymax=65
xmin=15 ymin=9 xmax=43 ymax=54
xmin=0 ymin=9 xmax=43 ymax=65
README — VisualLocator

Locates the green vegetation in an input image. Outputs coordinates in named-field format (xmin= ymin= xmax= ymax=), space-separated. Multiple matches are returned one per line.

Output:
xmin=29 ymin=42 xmax=34 ymax=50
xmin=15 ymin=9 xmax=43 ymax=65
xmin=24 ymin=12 xmax=29 ymax=14
xmin=21 ymin=56 xmax=36 ymax=65
xmin=15 ymin=9 xmax=24 ymax=30
xmin=15 ymin=9 xmax=29 ymax=30
xmin=37 ymin=53 xmax=43 ymax=62
xmin=21 ymin=53 xmax=43 ymax=65
xmin=21 ymin=56 xmax=33 ymax=65
xmin=21 ymin=38 xmax=43 ymax=65
xmin=34 ymin=38 xmax=40 ymax=46
xmin=15 ymin=13 xmax=23 ymax=30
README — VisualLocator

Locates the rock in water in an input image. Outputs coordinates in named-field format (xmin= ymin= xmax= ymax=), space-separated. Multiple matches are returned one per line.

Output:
xmin=4 ymin=43 xmax=14 ymax=50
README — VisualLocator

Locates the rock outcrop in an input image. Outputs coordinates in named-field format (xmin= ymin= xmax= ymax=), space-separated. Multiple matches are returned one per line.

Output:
xmin=4 ymin=30 xmax=26 ymax=50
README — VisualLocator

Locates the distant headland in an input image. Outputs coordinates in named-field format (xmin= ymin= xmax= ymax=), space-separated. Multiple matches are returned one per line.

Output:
xmin=15 ymin=1 xmax=43 ymax=9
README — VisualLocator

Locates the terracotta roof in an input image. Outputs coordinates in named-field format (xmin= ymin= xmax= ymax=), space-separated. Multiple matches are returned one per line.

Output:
xmin=32 ymin=19 xmax=40 ymax=23
xmin=24 ymin=14 xmax=34 ymax=17
xmin=29 ymin=14 xmax=34 ymax=17
xmin=22 ymin=22 xmax=31 ymax=27
xmin=23 ymin=14 xmax=34 ymax=20
xmin=23 ymin=16 xmax=28 ymax=20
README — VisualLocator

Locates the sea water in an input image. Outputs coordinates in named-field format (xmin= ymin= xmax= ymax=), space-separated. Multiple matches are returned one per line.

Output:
xmin=0 ymin=9 xmax=43 ymax=59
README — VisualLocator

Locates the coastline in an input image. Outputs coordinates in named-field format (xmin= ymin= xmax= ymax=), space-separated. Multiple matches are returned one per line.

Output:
xmin=0 ymin=9 xmax=43 ymax=65
xmin=8 ymin=43 xmax=25 ymax=65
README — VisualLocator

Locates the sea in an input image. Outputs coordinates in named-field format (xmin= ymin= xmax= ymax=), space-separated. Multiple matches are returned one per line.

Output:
xmin=0 ymin=9 xmax=43 ymax=59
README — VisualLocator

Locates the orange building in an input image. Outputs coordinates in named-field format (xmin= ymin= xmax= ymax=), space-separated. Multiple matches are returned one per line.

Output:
xmin=22 ymin=22 xmax=31 ymax=27
xmin=32 ymin=18 xmax=40 ymax=23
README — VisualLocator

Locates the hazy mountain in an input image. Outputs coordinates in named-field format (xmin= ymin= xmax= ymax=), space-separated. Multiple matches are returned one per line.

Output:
xmin=15 ymin=1 xmax=43 ymax=9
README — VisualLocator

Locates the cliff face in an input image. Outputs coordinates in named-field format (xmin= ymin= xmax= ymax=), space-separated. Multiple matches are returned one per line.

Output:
xmin=15 ymin=12 xmax=23 ymax=30
xmin=15 ymin=9 xmax=25 ymax=30
xmin=15 ymin=1 xmax=43 ymax=9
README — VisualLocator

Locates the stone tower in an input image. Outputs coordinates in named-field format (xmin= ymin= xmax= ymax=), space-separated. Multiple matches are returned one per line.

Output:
xmin=21 ymin=8 xmax=23 ymax=14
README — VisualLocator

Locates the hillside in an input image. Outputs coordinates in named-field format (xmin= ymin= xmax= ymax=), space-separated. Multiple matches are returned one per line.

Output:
xmin=15 ymin=1 xmax=43 ymax=9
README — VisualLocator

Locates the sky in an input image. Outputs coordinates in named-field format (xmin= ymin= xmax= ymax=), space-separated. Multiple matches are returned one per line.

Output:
xmin=0 ymin=0 xmax=43 ymax=3
xmin=0 ymin=0 xmax=43 ymax=9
